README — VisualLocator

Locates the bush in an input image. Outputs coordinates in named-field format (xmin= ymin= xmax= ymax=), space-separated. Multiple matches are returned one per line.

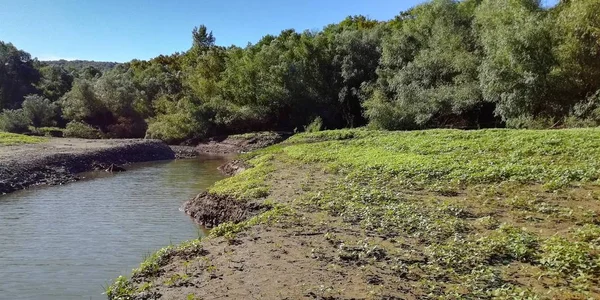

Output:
xmin=0 ymin=109 xmax=30 ymax=133
xmin=21 ymin=95 xmax=58 ymax=128
xmin=304 ymin=116 xmax=323 ymax=133
xmin=145 ymin=112 xmax=206 ymax=144
xmin=63 ymin=121 xmax=104 ymax=139
xmin=29 ymin=127 xmax=64 ymax=137
xmin=106 ymin=117 xmax=147 ymax=138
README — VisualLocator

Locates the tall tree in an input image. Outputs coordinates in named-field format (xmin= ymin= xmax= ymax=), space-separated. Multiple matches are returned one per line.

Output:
xmin=475 ymin=0 xmax=555 ymax=126
xmin=0 ymin=42 xmax=40 ymax=109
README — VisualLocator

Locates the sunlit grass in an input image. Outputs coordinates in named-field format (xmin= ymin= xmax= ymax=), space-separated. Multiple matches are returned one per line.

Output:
xmin=0 ymin=132 xmax=46 ymax=145
xmin=109 ymin=128 xmax=600 ymax=299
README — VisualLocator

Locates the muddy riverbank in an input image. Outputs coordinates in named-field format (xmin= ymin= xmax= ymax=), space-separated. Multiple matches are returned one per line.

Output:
xmin=0 ymin=139 xmax=175 ymax=194
xmin=108 ymin=129 xmax=600 ymax=300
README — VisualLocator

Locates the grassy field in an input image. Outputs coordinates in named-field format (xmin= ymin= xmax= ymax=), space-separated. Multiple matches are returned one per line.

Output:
xmin=109 ymin=129 xmax=600 ymax=299
xmin=0 ymin=132 xmax=45 ymax=145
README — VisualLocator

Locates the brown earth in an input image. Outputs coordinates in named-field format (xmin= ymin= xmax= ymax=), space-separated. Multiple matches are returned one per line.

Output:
xmin=184 ymin=192 xmax=267 ymax=228
xmin=216 ymin=159 xmax=249 ymax=176
xmin=122 ymin=161 xmax=420 ymax=299
xmin=0 ymin=138 xmax=174 ymax=195
xmin=195 ymin=132 xmax=290 ymax=154
xmin=119 ymin=158 xmax=600 ymax=300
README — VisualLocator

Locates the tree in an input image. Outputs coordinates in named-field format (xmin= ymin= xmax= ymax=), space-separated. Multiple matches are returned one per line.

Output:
xmin=365 ymin=0 xmax=484 ymax=130
xmin=0 ymin=109 xmax=29 ymax=133
xmin=0 ymin=41 xmax=40 ymax=109
xmin=192 ymin=25 xmax=216 ymax=51
xmin=552 ymin=0 xmax=600 ymax=105
xmin=475 ymin=0 xmax=555 ymax=126
xmin=36 ymin=65 xmax=74 ymax=102
xmin=21 ymin=94 xmax=58 ymax=128
xmin=60 ymin=79 xmax=107 ymax=124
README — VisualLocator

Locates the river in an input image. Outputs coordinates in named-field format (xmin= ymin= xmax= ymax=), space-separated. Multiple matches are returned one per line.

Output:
xmin=0 ymin=156 xmax=229 ymax=300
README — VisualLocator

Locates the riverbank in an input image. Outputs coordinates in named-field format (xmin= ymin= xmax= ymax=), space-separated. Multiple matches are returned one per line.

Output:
xmin=171 ymin=131 xmax=291 ymax=159
xmin=109 ymin=129 xmax=600 ymax=299
xmin=0 ymin=138 xmax=174 ymax=195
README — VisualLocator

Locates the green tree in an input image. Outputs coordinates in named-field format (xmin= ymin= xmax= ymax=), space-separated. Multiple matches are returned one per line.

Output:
xmin=60 ymin=79 xmax=108 ymax=124
xmin=36 ymin=65 xmax=74 ymax=102
xmin=21 ymin=94 xmax=58 ymax=128
xmin=0 ymin=41 xmax=40 ymax=109
xmin=552 ymin=0 xmax=600 ymax=107
xmin=365 ymin=0 xmax=483 ymax=130
xmin=0 ymin=109 xmax=29 ymax=133
xmin=475 ymin=0 xmax=555 ymax=126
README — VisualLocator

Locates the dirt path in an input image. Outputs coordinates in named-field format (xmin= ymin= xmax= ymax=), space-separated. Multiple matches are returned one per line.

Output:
xmin=0 ymin=138 xmax=174 ymax=195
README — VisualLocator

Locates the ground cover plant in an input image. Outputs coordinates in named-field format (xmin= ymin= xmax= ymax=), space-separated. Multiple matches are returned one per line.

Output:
xmin=110 ymin=128 xmax=600 ymax=299
xmin=0 ymin=132 xmax=45 ymax=145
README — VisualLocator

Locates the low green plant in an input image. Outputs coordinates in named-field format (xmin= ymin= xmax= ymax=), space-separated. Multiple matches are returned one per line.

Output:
xmin=63 ymin=121 xmax=104 ymax=139
xmin=29 ymin=126 xmax=64 ymax=137
xmin=540 ymin=236 xmax=599 ymax=277
xmin=105 ymin=276 xmax=135 ymax=300
xmin=304 ymin=116 xmax=323 ymax=133
xmin=0 ymin=132 xmax=45 ymax=145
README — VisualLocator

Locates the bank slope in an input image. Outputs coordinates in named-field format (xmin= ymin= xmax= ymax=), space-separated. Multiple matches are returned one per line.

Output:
xmin=110 ymin=129 xmax=600 ymax=300
xmin=0 ymin=138 xmax=174 ymax=194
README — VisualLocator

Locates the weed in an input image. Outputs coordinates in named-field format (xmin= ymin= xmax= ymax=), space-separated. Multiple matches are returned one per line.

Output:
xmin=0 ymin=132 xmax=45 ymax=145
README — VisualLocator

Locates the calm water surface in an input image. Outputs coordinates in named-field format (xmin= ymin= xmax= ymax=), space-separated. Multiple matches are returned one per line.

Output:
xmin=0 ymin=156 xmax=228 ymax=300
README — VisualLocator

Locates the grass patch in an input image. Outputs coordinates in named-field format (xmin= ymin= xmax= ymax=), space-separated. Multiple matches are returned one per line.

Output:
xmin=284 ymin=128 xmax=600 ymax=188
xmin=284 ymin=128 xmax=600 ymax=298
xmin=0 ymin=132 xmax=46 ymax=145
xmin=208 ymin=153 xmax=276 ymax=198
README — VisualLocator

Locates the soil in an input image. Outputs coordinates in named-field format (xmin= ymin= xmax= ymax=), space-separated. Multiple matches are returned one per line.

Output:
xmin=116 ymin=153 xmax=600 ymax=299
xmin=217 ymin=159 xmax=249 ymax=176
xmin=195 ymin=132 xmax=291 ymax=154
xmin=170 ymin=146 xmax=200 ymax=159
xmin=0 ymin=138 xmax=174 ymax=195
xmin=127 ymin=161 xmax=416 ymax=299
xmin=184 ymin=192 xmax=267 ymax=228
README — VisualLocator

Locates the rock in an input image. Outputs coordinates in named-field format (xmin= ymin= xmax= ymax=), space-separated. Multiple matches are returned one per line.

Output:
xmin=184 ymin=192 xmax=267 ymax=228
xmin=105 ymin=164 xmax=126 ymax=173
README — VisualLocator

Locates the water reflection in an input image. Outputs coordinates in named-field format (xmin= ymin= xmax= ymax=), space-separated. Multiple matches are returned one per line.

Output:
xmin=0 ymin=156 xmax=228 ymax=300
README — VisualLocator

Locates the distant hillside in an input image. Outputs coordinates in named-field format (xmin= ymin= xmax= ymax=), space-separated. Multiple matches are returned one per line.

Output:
xmin=42 ymin=60 xmax=120 ymax=72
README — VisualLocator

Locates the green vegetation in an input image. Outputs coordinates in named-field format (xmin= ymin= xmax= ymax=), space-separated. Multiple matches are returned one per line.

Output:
xmin=3 ymin=0 xmax=600 ymax=142
xmin=63 ymin=121 xmax=104 ymax=139
xmin=0 ymin=132 xmax=45 ymax=145
xmin=110 ymin=128 xmax=600 ymax=299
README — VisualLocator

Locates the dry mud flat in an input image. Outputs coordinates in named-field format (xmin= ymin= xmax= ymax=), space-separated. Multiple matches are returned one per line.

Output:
xmin=0 ymin=138 xmax=175 ymax=195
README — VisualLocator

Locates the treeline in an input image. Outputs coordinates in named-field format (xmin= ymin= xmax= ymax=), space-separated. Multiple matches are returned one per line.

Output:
xmin=43 ymin=60 xmax=119 ymax=73
xmin=1 ymin=0 xmax=599 ymax=142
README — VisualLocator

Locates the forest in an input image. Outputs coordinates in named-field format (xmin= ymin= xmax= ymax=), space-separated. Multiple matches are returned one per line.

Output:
xmin=1 ymin=0 xmax=599 ymax=143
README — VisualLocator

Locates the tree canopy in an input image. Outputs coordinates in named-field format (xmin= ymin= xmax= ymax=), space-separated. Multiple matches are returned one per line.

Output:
xmin=1 ymin=0 xmax=599 ymax=140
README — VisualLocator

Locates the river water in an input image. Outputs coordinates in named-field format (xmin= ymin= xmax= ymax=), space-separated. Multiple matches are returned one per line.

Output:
xmin=0 ymin=156 xmax=228 ymax=300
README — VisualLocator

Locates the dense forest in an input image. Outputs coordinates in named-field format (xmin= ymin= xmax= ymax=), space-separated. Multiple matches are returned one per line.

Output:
xmin=43 ymin=60 xmax=119 ymax=73
xmin=1 ymin=0 xmax=599 ymax=143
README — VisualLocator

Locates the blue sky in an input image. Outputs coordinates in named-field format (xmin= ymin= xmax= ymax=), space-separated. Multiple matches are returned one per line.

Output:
xmin=0 ymin=0 xmax=558 ymax=62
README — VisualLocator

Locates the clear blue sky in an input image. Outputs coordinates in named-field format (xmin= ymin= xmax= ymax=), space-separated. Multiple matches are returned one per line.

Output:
xmin=0 ymin=0 xmax=559 ymax=63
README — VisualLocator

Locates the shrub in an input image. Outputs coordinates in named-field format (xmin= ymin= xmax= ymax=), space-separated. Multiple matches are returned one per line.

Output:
xmin=0 ymin=109 xmax=30 ymax=133
xmin=106 ymin=117 xmax=147 ymax=138
xmin=21 ymin=94 xmax=58 ymax=128
xmin=63 ymin=121 xmax=104 ymax=139
xmin=29 ymin=127 xmax=64 ymax=137
xmin=304 ymin=116 xmax=323 ymax=133
xmin=145 ymin=112 xmax=206 ymax=144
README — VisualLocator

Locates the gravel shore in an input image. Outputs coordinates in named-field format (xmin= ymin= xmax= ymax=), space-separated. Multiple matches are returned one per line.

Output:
xmin=0 ymin=138 xmax=175 ymax=195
